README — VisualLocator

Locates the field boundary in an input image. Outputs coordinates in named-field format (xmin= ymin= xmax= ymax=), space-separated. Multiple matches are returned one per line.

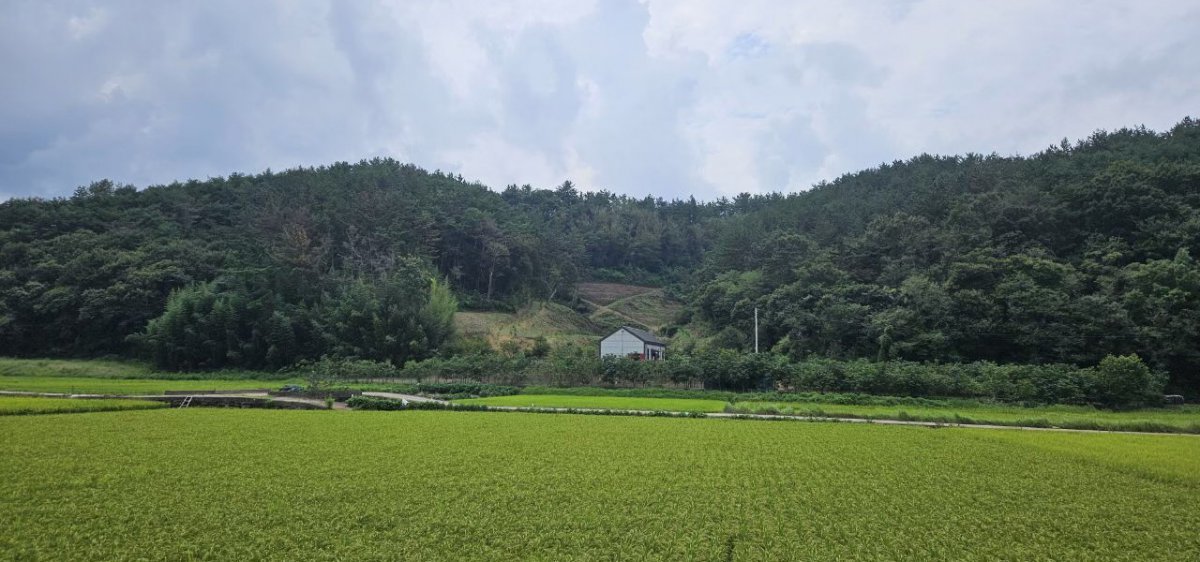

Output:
xmin=355 ymin=398 xmax=1200 ymax=436
xmin=7 ymin=389 xmax=1195 ymax=435
xmin=501 ymin=406 xmax=1200 ymax=435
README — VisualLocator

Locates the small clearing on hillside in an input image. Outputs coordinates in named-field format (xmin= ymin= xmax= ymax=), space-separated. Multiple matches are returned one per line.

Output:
xmin=576 ymin=282 xmax=658 ymax=306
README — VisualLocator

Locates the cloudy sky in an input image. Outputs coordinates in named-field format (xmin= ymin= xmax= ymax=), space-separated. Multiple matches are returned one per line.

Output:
xmin=2 ymin=0 xmax=1198 ymax=201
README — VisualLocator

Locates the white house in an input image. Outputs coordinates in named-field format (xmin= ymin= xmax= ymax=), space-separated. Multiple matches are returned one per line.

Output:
xmin=599 ymin=326 xmax=666 ymax=360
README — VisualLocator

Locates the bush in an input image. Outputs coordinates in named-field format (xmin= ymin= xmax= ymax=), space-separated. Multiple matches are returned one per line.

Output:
xmin=411 ymin=382 xmax=519 ymax=399
xmin=345 ymin=396 xmax=492 ymax=412
xmin=1089 ymin=354 xmax=1165 ymax=409
xmin=402 ymin=354 xmax=530 ymax=384
xmin=288 ymin=357 xmax=400 ymax=391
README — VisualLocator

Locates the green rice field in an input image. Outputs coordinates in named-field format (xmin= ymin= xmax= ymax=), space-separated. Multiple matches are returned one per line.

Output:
xmin=0 ymin=396 xmax=167 ymax=415
xmin=0 ymin=375 xmax=289 ymax=395
xmin=0 ymin=357 xmax=282 ymax=381
xmin=1 ymin=409 xmax=1198 ymax=560
xmin=0 ymin=357 xmax=295 ymax=396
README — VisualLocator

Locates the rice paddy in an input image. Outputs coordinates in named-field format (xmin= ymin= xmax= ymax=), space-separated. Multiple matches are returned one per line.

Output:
xmin=0 ymin=396 xmax=167 ymax=415
xmin=2 ymin=409 xmax=1198 ymax=560
xmin=0 ymin=375 xmax=288 ymax=395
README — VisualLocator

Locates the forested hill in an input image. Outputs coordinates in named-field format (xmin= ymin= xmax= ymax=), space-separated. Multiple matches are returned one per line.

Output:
xmin=0 ymin=159 xmax=730 ymax=363
xmin=2 ymin=118 xmax=1199 ymax=391
xmin=691 ymin=118 xmax=1200 ymax=392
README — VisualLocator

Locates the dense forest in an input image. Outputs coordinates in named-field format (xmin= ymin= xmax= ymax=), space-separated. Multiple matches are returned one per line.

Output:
xmin=0 ymin=161 xmax=726 ymax=369
xmin=689 ymin=118 xmax=1200 ymax=393
xmin=1 ymin=118 xmax=1198 ymax=392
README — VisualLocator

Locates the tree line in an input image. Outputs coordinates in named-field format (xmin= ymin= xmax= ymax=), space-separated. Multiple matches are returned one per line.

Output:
xmin=687 ymin=118 xmax=1200 ymax=394
xmin=0 ymin=159 xmax=730 ymax=365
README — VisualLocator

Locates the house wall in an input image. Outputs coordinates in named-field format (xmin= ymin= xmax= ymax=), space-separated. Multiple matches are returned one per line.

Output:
xmin=600 ymin=329 xmax=645 ymax=358
xmin=645 ymin=344 xmax=665 ymax=360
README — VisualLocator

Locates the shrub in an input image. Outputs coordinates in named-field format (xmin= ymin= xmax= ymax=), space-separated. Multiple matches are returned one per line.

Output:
xmin=291 ymin=357 xmax=400 ymax=380
xmin=411 ymin=382 xmax=519 ymax=399
xmin=1089 ymin=354 xmax=1165 ymax=409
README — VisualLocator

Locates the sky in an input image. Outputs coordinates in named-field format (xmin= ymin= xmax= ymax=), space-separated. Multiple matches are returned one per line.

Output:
xmin=2 ymin=0 xmax=1198 ymax=202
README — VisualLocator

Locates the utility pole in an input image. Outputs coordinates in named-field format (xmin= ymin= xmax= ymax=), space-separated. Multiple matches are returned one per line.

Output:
xmin=754 ymin=307 xmax=759 ymax=353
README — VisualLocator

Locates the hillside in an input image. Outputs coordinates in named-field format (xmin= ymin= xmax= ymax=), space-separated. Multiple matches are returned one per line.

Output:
xmin=2 ymin=118 xmax=1200 ymax=393
xmin=0 ymin=161 xmax=720 ymax=365
xmin=453 ymin=282 xmax=685 ymax=352
xmin=689 ymin=119 xmax=1200 ymax=392
xmin=577 ymin=283 xmax=682 ymax=332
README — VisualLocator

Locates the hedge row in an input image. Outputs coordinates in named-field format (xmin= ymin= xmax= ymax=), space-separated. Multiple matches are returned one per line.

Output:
xmin=313 ymin=352 xmax=1167 ymax=408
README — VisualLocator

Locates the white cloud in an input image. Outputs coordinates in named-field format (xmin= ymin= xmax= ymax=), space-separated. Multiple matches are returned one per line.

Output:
xmin=1 ymin=0 xmax=1198 ymax=201
xmin=439 ymin=132 xmax=560 ymax=189
xmin=67 ymin=7 xmax=109 ymax=41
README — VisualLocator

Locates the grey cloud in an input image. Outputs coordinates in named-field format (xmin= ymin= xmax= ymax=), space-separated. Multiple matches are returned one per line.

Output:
xmin=1 ymin=0 xmax=1198 ymax=201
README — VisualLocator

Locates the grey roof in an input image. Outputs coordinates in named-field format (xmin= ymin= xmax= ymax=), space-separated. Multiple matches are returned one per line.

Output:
xmin=619 ymin=325 xmax=665 ymax=345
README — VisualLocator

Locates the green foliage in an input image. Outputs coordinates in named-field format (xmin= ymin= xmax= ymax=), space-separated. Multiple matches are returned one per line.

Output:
xmin=289 ymin=357 xmax=402 ymax=381
xmin=360 ymin=351 xmax=1167 ymax=408
xmin=141 ymin=260 xmax=456 ymax=370
xmin=345 ymin=395 xmax=490 ymax=411
xmin=687 ymin=119 xmax=1200 ymax=394
xmin=407 ymin=382 xmax=519 ymax=399
xmin=3 ymin=410 xmax=1200 ymax=559
xmin=1091 ymin=354 xmax=1164 ymax=408
xmin=0 ymin=160 xmax=719 ymax=364
xmin=6 ymin=120 xmax=1200 ymax=397
xmin=401 ymin=353 xmax=533 ymax=385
